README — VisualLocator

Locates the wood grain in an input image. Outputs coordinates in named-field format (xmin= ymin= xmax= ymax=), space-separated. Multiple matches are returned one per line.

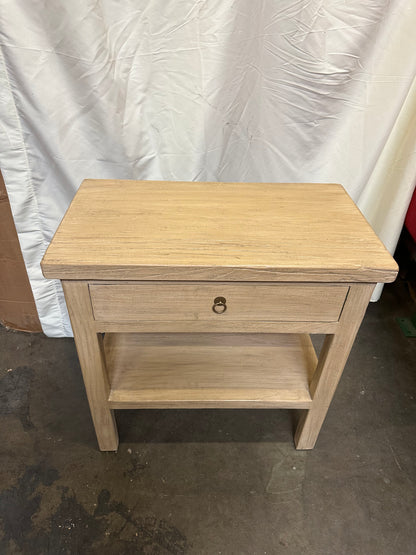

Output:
xmin=294 ymin=283 xmax=375 ymax=449
xmin=44 ymin=180 xmax=398 ymax=451
xmin=89 ymin=282 xmax=348 ymax=323
xmin=93 ymin=320 xmax=339 ymax=334
xmin=104 ymin=333 xmax=317 ymax=409
xmin=62 ymin=280 xmax=118 ymax=451
xmin=41 ymin=180 xmax=398 ymax=283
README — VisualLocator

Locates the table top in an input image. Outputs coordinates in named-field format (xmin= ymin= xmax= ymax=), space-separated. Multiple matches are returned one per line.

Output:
xmin=41 ymin=180 xmax=398 ymax=282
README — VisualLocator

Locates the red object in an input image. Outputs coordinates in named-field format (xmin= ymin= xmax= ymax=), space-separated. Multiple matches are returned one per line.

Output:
xmin=405 ymin=186 xmax=416 ymax=243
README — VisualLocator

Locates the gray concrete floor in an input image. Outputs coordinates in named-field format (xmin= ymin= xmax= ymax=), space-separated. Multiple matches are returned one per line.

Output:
xmin=0 ymin=279 xmax=415 ymax=554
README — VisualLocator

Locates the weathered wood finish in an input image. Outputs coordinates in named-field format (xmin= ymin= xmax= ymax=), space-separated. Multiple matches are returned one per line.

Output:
xmin=105 ymin=333 xmax=317 ymax=409
xmin=62 ymin=280 xmax=118 ymax=451
xmin=90 ymin=282 xmax=348 ymax=323
xmin=42 ymin=180 xmax=398 ymax=283
xmin=93 ymin=320 xmax=339 ymax=334
xmin=42 ymin=181 xmax=399 ymax=451
xmin=294 ymin=284 xmax=375 ymax=449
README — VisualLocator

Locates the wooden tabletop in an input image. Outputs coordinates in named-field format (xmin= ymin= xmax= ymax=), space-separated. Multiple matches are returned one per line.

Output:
xmin=41 ymin=180 xmax=398 ymax=282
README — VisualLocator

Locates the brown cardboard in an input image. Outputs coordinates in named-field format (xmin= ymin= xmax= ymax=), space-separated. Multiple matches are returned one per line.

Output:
xmin=0 ymin=170 xmax=42 ymax=332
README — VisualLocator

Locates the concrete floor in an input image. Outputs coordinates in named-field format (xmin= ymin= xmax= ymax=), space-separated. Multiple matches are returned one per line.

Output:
xmin=0 ymin=280 xmax=415 ymax=554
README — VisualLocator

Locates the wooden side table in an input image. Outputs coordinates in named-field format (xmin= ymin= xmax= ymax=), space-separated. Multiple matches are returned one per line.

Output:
xmin=41 ymin=180 xmax=398 ymax=451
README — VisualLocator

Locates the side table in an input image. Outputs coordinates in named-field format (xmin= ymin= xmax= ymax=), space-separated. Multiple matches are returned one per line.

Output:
xmin=41 ymin=180 xmax=398 ymax=450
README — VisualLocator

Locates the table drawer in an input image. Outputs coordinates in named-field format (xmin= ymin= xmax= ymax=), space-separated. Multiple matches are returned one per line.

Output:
xmin=89 ymin=282 xmax=349 ymax=323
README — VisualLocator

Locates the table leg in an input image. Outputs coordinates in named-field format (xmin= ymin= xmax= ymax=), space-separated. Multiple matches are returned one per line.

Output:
xmin=63 ymin=281 xmax=119 ymax=451
xmin=295 ymin=283 xmax=375 ymax=450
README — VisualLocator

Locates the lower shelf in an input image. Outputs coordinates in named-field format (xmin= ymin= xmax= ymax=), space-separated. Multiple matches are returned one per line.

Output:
xmin=103 ymin=333 xmax=317 ymax=409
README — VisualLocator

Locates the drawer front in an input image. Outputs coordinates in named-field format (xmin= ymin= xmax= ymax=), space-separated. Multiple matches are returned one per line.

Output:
xmin=89 ymin=282 xmax=349 ymax=323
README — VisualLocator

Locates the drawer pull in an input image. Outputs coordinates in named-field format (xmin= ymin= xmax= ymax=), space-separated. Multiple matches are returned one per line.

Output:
xmin=212 ymin=296 xmax=227 ymax=314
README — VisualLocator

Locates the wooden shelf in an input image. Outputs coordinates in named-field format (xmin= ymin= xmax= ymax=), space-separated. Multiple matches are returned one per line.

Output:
xmin=104 ymin=333 xmax=317 ymax=409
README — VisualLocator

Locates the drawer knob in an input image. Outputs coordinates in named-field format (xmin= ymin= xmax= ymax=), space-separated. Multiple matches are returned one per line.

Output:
xmin=212 ymin=296 xmax=227 ymax=314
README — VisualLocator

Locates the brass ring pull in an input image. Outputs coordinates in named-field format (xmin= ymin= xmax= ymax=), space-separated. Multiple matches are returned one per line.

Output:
xmin=212 ymin=296 xmax=227 ymax=314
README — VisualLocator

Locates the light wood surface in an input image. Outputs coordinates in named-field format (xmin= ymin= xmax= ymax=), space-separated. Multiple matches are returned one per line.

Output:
xmin=62 ymin=281 xmax=118 ymax=451
xmin=90 ymin=282 xmax=348 ymax=323
xmin=104 ymin=333 xmax=317 ymax=409
xmin=45 ymin=180 xmax=398 ymax=451
xmin=93 ymin=320 xmax=339 ymax=334
xmin=42 ymin=180 xmax=398 ymax=282
xmin=294 ymin=283 xmax=375 ymax=449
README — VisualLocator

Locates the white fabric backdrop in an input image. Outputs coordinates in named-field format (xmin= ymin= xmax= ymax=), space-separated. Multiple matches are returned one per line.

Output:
xmin=1 ymin=0 xmax=415 ymax=337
